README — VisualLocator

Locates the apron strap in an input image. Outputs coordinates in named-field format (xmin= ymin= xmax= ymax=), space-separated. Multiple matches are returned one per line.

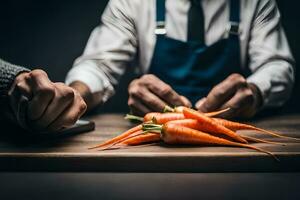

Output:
xmin=228 ymin=0 xmax=241 ymax=36
xmin=155 ymin=0 xmax=241 ymax=36
xmin=155 ymin=0 xmax=167 ymax=35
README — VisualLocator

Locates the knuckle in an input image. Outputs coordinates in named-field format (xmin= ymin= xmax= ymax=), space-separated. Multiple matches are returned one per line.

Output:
xmin=229 ymin=73 xmax=241 ymax=80
xmin=129 ymin=87 xmax=144 ymax=98
xmin=15 ymin=73 xmax=29 ymax=83
xmin=141 ymin=74 xmax=157 ymax=84
xmin=61 ymin=88 xmax=75 ymax=100
xmin=143 ymin=96 xmax=155 ymax=105
xmin=30 ymin=69 xmax=47 ymax=78
xmin=129 ymin=79 xmax=139 ymax=88
xmin=234 ymin=75 xmax=246 ymax=85
xmin=160 ymin=85 xmax=172 ymax=97
xmin=38 ymin=84 xmax=55 ymax=96
xmin=212 ymin=86 xmax=225 ymax=98
xmin=142 ymin=74 xmax=154 ymax=80
xmin=229 ymin=73 xmax=243 ymax=82
xmin=128 ymin=86 xmax=138 ymax=95
xmin=243 ymin=88 xmax=254 ymax=102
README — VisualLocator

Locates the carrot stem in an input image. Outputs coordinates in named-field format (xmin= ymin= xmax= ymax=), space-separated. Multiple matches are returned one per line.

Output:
xmin=163 ymin=105 xmax=175 ymax=113
xmin=124 ymin=114 xmax=144 ymax=122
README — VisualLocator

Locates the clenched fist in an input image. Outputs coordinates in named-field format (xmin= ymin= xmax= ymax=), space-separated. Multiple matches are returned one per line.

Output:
xmin=128 ymin=74 xmax=191 ymax=116
xmin=9 ymin=69 xmax=87 ymax=132
xmin=196 ymin=73 xmax=262 ymax=119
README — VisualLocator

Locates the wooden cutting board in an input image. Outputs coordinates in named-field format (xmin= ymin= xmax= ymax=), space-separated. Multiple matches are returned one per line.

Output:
xmin=0 ymin=114 xmax=300 ymax=172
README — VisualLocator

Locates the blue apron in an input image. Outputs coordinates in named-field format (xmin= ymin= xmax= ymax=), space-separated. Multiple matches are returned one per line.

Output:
xmin=148 ymin=0 xmax=247 ymax=105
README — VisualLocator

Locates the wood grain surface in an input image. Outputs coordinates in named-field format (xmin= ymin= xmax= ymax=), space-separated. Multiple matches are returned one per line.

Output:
xmin=0 ymin=114 xmax=300 ymax=172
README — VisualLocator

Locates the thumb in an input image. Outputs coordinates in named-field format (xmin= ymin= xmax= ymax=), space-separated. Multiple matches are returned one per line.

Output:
xmin=195 ymin=97 xmax=207 ymax=111
xmin=180 ymin=95 xmax=192 ymax=108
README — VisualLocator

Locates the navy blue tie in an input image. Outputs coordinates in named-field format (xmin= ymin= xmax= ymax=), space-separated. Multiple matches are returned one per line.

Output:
xmin=188 ymin=0 xmax=204 ymax=43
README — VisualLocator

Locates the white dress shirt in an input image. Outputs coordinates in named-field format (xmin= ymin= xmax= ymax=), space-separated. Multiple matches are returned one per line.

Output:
xmin=66 ymin=0 xmax=295 ymax=108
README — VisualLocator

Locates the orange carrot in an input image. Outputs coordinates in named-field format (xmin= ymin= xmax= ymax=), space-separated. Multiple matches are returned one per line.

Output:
xmin=97 ymin=130 xmax=148 ymax=150
xmin=182 ymin=107 xmax=248 ymax=144
xmin=118 ymin=133 xmax=161 ymax=146
xmin=143 ymin=112 xmax=162 ymax=122
xmin=89 ymin=124 xmax=142 ymax=149
xmin=125 ymin=107 xmax=231 ymax=124
xmin=166 ymin=119 xmax=200 ymax=128
xmin=151 ymin=113 xmax=186 ymax=124
xmin=143 ymin=123 xmax=277 ymax=160
xmin=241 ymin=136 xmax=285 ymax=145
xmin=167 ymin=119 xmax=284 ymax=145
xmin=212 ymin=118 xmax=300 ymax=141
xmin=126 ymin=112 xmax=182 ymax=123
xmin=164 ymin=105 xmax=230 ymax=117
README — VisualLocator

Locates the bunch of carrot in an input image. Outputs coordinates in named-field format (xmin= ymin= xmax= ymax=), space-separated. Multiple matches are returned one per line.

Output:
xmin=90 ymin=106 xmax=299 ymax=160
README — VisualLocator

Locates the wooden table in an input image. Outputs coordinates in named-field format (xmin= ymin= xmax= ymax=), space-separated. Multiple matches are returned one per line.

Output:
xmin=0 ymin=114 xmax=300 ymax=172
xmin=0 ymin=114 xmax=300 ymax=200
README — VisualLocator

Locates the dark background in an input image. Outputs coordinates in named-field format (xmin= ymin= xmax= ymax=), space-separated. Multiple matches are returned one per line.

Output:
xmin=0 ymin=0 xmax=299 ymax=114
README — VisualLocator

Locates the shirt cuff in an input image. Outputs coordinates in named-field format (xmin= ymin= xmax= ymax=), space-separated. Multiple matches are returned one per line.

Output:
xmin=65 ymin=61 xmax=115 ymax=103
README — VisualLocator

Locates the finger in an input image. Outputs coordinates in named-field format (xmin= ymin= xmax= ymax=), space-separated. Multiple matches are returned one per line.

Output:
xmin=200 ymin=73 xmax=247 ymax=112
xmin=27 ymin=70 xmax=55 ymax=121
xmin=219 ymin=87 xmax=255 ymax=119
xmin=180 ymin=96 xmax=192 ymax=108
xmin=142 ymin=75 xmax=185 ymax=106
xmin=195 ymin=97 xmax=207 ymax=110
xmin=16 ymin=81 xmax=32 ymax=99
xmin=129 ymin=80 xmax=168 ymax=112
xmin=128 ymin=96 xmax=152 ymax=116
xmin=32 ymin=83 xmax=75 ymax=130
xmin=139 ymin=89 xmax=169 ymax=112
xmin=13 ymin=73 xmax=33 ymax=98
xmin=47 ymin=92 xmax=87 ymax=131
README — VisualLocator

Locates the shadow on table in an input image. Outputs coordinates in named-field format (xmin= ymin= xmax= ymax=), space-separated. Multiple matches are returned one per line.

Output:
xmin=0 ymin=120 xmax=93 ymax=148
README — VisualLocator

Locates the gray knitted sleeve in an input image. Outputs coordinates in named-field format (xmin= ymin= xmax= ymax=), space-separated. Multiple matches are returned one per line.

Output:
xmin=0 ymin=59 xmax=30 ymax=97
xmin=0 ymin=59 xmax=30 ymax=129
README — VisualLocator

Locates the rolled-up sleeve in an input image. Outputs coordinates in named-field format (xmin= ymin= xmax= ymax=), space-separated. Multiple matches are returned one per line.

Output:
xmin=246 ymin=0 xmax=295 ymax=108
xmin=66 ymin=0 xmax=138 ymax=103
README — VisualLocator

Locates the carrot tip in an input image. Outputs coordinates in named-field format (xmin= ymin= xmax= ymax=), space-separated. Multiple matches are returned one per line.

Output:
xmin=242 ymin=135 xmax=286 ymax=146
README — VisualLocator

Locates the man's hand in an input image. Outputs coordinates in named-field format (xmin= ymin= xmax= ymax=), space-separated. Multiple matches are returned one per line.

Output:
xmin=196 ymin=73 xmax=262 ymax=119
xmin=11 ymin=69 xmax=87 ymax=132
xmin=128 ymin=74 xmax=191 ymax=116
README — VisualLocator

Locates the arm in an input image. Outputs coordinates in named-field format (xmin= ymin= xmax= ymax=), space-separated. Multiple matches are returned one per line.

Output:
xmin=0 ymin=59 xmax=30 ymax=97
xmin=0 ymin=59 xmax=30 ymax=122
xmin=197 ymin=0 xmax=295 ymax=118
xmin=246 ymin=0 xmax=295 ymax=108
xmin=66 ymin=0 xmax=138 ymax=111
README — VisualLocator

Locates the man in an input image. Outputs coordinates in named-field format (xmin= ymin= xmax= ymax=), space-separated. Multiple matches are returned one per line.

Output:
xmin=66 ymin=0 xmax=294 ymax=118
xmin=0 ymin=59 xmax=87 ymax=133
